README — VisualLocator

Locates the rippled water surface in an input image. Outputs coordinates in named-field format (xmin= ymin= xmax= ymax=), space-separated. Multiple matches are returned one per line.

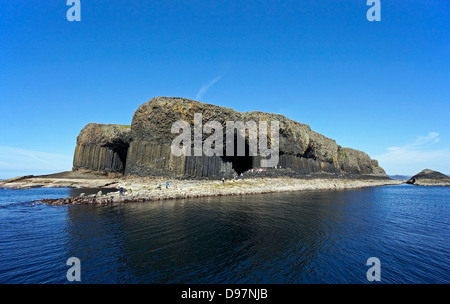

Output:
xmin=0 ymin=185 xmax=449 ymax=283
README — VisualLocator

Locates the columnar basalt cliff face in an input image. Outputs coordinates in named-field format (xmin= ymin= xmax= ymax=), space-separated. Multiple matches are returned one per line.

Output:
xmin=73 ymin=97 xmax=387 ymax=178
xmin=73 ymin=123 xmax=131 ymax=173
xmin=126 ymin=97 xmax=255 ymax=177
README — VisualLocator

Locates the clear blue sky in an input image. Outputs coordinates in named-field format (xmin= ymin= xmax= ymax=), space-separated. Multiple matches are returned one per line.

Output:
xmin=1 ymin=0 xmax=449 ymax=178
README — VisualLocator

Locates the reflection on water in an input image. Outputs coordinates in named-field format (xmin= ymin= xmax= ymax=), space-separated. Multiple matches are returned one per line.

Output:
xmin=0 ymin=185 xmax=449 ymax=283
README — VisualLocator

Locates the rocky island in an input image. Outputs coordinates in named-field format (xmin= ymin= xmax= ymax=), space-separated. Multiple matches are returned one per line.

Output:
xmin=74 ymin=96 xmax=388 ymax=178
xmin=407 ymin=169 xmax=450 ymax=186
xmin=0 ymin=97 xmax=403 ymax=204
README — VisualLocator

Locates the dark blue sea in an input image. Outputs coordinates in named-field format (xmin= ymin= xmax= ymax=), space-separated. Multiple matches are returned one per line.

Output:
xmin=0 ymin=184 xmax=449 ymax=284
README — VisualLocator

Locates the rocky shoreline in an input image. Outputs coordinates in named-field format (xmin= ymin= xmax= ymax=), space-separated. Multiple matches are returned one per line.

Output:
xmin=0 ymin=171 xmax=403 ymax=206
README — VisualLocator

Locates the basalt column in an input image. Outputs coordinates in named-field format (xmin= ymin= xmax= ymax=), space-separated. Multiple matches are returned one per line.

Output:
xmin=73 ymin=123 xmax=131 ymax=173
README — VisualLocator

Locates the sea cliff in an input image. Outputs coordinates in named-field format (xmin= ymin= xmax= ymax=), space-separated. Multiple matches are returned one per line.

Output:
xmin=73 ymin=97 xmax=387 ymax=179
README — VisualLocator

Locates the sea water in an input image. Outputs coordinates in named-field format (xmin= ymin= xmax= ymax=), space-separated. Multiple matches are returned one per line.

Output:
xmin=0 ymin=185 xmax=448 ymax=283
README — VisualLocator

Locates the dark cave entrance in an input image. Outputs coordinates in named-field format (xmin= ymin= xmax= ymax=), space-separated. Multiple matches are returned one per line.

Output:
xmin=220 ymin=133 xmax=254 ymax=175
xmin=223 ymin=154 xmax=254 ymax=175
xmin=116 ymin=146 xmax=128 ymax=172
xmin=109 ymin=143 xmax=129 ymax=173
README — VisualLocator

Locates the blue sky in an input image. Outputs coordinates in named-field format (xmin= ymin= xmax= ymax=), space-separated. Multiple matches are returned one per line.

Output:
xmin=0 ymin=0 xmax=449 ymax=178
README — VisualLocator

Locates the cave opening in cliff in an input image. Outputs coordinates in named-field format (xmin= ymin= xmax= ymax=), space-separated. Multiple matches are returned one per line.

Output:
xmin=116 ymin=147 xmax=128 ymax=172
xmin=109 ymin=144 xmax=129 ymax=173
xmin=220 ymin=133 xmax=254 ymax=175
xmin=226 ymin=154 xmax=254 ymax=175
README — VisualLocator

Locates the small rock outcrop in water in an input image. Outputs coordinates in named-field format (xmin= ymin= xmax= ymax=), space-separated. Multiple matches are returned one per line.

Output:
xmin=73 ymin=97 xmax=387 ymax=178
xmin=407 ymin=169 xmax=450 ymax=186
